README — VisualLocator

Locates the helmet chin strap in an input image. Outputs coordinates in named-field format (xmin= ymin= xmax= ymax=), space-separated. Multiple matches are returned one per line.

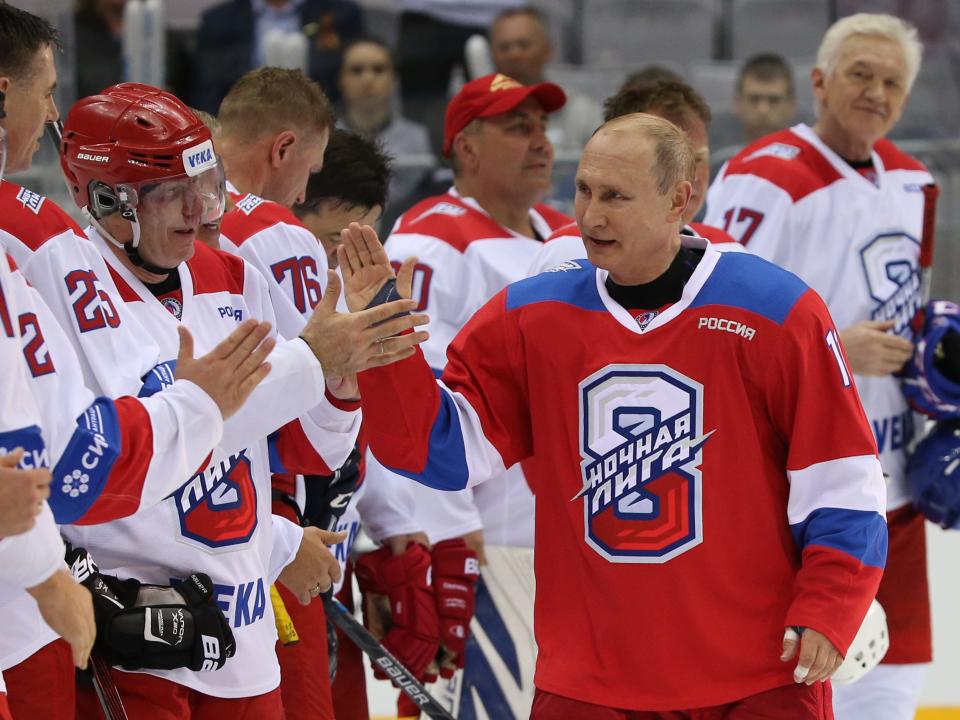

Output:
xmin=83 ymin=206 xmax=177 ymax=277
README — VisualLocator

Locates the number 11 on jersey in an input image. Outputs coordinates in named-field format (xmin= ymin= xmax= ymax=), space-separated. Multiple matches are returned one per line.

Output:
xmin=825 ymin=329 xmax=852 ymax=388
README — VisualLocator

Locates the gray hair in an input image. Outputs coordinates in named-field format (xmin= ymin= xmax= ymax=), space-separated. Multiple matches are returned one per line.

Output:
xmin=816 ymin=13 xmax=922 ymax=91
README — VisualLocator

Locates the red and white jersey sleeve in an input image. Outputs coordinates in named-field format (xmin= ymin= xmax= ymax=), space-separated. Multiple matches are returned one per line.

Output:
xmin=705 ymin=123 xmax=932 ymax=509
xmin=0 ymin=183 xmax=160 ymax=397
xmin=219 ymin=188 xmax=328 ymax=341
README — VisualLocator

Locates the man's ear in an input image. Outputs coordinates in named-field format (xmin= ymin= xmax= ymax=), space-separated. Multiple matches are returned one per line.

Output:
xmin=810 ymin=67 xmax=826 ymax=103
xmin=453 ymin=132 xmax=478 ymax=173
xmin=270 ymin=130 xmax=297 ymax=168
xmin=668 ymin=180 xmax=693 ymax=223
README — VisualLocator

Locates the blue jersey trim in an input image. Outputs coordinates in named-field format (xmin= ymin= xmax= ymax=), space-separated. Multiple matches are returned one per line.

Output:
xmin=267 ymin=431 xmax=287 ymax=475
xmin=505 ymin=262 xmax=605 ymax=313
xmin=689 ymin=252 xmax=808 ymax=325
xmin=0 ymin=426 xmax=49 ymax=469
xmin=49 ymin=398 xmax=122 ymax=524
xmin=139 ymin=360 xmax=177 ymax=398
xmin=790 ymin=507 xmax=888 ymax=569
xmin=386 ymin=389 xmax=469 ymax=491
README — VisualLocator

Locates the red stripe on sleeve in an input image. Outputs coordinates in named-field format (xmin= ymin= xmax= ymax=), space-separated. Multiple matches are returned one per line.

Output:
xmin=76 ymin=397 xmax=154 ymax=524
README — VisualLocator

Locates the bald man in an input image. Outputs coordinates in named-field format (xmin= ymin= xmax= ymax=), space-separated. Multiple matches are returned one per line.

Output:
xmin=338 ymin=114 xmax=887 ymax=719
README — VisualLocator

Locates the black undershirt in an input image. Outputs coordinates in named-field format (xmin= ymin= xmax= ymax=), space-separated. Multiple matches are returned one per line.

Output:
xmin=604 ymin=246 xmax=703 ymax=311
xmin=143 ymin=270 xmax=181 ymax=297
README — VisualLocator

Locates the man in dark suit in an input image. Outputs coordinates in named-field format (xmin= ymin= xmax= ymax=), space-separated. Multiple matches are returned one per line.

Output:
xmin=194 ymin=0 xmax=364 ymax=113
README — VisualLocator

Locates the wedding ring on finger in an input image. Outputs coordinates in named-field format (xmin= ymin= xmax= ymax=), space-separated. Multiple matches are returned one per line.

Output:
xmin=378 ymin=340 xmax=385 ymax=354
xmin=312 ymin=582 xmax=323 ymax=595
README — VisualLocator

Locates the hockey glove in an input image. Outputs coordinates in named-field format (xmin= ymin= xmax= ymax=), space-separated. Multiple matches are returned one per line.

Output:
xmin=431 ymin=538 xmax=480 ymax=679
xmin=303 ymin=446 xmax=362 ymax=531
xmin=66 ymin=545 xmax=236 ymax=672
xmin=354 ymin=542 xmax=439 ymax=680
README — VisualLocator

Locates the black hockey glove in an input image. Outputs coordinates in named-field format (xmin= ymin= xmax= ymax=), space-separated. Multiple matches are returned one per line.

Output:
xmin=65 ymin=545 xmax=236 ymax=672
xmin=303 ymin=446 xmax=362 ymax=531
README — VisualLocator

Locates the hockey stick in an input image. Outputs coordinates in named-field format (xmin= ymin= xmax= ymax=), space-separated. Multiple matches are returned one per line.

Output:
xmin=90 ymin=654 xmax=129 ymax=720
xmin=912 ymin=182 xmax=940 ymax=335
xmin=322 ymin=596 xmax=455 ymax=720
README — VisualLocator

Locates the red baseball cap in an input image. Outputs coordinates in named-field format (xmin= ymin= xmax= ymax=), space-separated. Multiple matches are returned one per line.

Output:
xmin=442 ymin=73 xmax=567 ymax=156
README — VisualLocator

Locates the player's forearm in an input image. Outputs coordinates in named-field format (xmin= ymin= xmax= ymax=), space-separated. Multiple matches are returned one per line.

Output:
xmin=218 ymin=337 xmax=327 ymax=456
xmin=785 ymin=509 xmax=887 ymax=655
xmin=357 ymin=347 xmax=459 ymax=485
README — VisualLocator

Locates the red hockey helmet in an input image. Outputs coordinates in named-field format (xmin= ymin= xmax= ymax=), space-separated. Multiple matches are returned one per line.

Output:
xmin=60 ymin=83 xmax=224 ymax=224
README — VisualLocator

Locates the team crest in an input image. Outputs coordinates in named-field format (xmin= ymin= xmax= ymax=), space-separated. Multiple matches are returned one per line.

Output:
xmin=575 ymin=364 xmax=712 ymax=563
xmin=173 ymin=450 xmax=258 ymax=550
xmin=859 ymin=231 xmax=921 ymax=336
xmin=634 ymin=310 xmax=659 ymax=329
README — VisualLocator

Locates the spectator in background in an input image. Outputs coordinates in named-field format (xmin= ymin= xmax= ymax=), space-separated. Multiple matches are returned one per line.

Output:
xmin=489 ymin=6 xmax=602 ymax=153
xmin=395 ymin=0 xmax=523 ymax=154
xmin=73 ymin=0 xmax=192 ymax=99
xmin=194 ymin=0 xmax=364 ymax=114
xmin=734 ymin=53 xmax=797 ymax=144
xmin=337 ymin=38 xmax=432 ymax=214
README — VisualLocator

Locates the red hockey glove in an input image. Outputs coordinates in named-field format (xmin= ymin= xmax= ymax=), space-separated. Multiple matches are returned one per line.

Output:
xmin=354 ymin=542 xmax=439 ymax=681
xmin=431 ymin=538 xmax=480 ymax=679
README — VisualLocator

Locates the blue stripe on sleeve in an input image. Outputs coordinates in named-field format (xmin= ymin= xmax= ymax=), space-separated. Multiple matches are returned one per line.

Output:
xmin=267 ymin=431 xmax=288 ymax=474
xmin=0 ymin=425 xmax=48 ymax=469
xmin=385 ymin=388 xmax=469 ymax=491
xmin=49 ymin=398 xmax=122 ymax=524
xmin=790 ymin=507 xmax=888 ymax=569
xmin=139 ymin=360 xmax=177 ymax=398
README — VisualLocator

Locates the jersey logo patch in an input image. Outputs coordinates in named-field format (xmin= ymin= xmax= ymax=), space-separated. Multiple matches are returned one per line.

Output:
xmin=634 ymin=310 xmax=659 ymax=330
xmin=173 ymin=450 xmax=259 ymax=550
xmin=16 ymin=188 xmax=45 ymax=215
xmin=859 ymin=231 xmax=921 ymax=336
xmin=236 ymin=194 xmax=264 ymax=216
xmin=575 ymin=364 xmax=712 ymax=563
xmin=744 ymin=142 xmax=801 ymax=162
xmin=411 ymin=202 xmax=467 ymax=224
xmin=545 ymin=260 xmax=583 ymax=273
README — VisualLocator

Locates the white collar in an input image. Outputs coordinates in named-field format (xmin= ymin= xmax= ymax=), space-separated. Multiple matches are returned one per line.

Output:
xmin=594 ymin=235 xmax=720 ymax=336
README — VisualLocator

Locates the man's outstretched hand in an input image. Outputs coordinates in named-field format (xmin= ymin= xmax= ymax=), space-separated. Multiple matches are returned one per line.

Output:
xmin=337 ymin=222 xmax=418 ymax=313
xmin=299 ymin=237 xmax=428 ymax=378
xmin=175 ymin=320 xmax=275 ymax=420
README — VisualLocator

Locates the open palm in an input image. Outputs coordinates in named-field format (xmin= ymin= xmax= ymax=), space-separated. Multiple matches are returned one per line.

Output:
xmin=338 ymin=223 xmax=415 ymax=312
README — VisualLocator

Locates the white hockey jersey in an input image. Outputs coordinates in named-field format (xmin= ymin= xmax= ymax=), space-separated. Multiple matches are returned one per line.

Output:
xmin=379 ymin=188 xmax=571 ymax=545
xmin=704 ymin=123 xmax=932 ymax=509
xmin=218 ymin=186 xmax=419 ymax=576
xmin=64 ymin=230 xmax=360 ymax=697
xmin=0 ymin=248 xmax=229 ymax=672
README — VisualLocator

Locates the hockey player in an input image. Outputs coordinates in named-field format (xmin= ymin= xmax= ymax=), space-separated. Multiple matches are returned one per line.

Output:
xmin=214 ymin=73 xmax=389 ymax=720
xmin=51 ymin=84 xmax=426 ymax=718
xmin=344 ymin=113 xmax=887 ymax=718
xmin=363 ymin=72 xmax=572 ymax=704
xmin=0 ymin=11 xmax=305 ymax=717
xmin=530 ymin=78 xmax=735 ymax=277
xmin=704 ymin=14 xmax=929 ymax=720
